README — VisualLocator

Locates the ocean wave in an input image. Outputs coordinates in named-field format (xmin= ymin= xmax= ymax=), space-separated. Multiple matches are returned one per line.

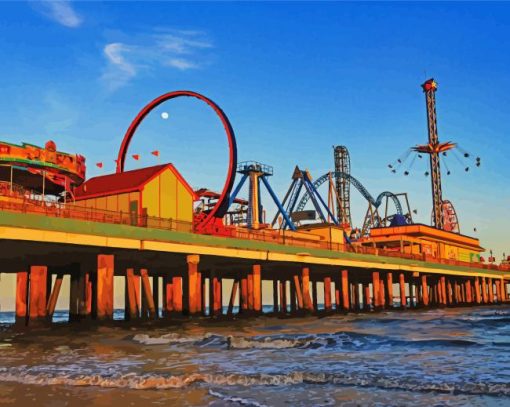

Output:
xmin=132 ymin=330 xmax=482 ymax=351
xmin=0 ymin=369 xmax=509 ymax=397
xmin=208 ymin=389 xmax=269 ymax=407
xmin=132 ymin=332 xmax=223 ymax=345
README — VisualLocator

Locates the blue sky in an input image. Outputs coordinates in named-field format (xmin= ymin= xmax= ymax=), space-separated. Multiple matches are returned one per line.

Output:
xmin=0 ymin=1 xmax=509 ymax=258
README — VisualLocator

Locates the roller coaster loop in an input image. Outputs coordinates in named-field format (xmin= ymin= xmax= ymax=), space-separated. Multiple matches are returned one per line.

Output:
xmin=116 ymin=90 xmax=237 ymax=230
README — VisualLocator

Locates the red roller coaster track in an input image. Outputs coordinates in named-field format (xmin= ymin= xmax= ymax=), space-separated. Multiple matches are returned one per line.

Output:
xmin=116 ymin=90 xmax=237 ymax=231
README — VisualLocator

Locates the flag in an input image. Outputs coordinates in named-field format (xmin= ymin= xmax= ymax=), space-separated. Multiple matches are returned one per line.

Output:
xmin=132 ymin=154 xmax=140 ymax=160
xmin=151 ymin=150 xmax=160 ymax=157
xmin=96 ymin=162 xmax=103 ymax=168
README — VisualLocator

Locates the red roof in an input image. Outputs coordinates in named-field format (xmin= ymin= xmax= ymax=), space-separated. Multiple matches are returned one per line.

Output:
xmin=74 ymin=163 xmax=196 ymax=200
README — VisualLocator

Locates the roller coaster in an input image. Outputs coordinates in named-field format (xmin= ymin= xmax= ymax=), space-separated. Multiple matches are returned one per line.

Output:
xmin=296 ymin=171 xmax=403 ymax=215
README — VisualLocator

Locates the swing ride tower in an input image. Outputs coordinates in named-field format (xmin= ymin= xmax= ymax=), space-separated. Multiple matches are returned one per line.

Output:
xmin=413 ymin=79 xmax=456 ymax=230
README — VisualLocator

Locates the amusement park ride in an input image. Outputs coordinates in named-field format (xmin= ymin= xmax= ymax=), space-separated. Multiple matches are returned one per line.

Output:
xmin=0 ymin=80 xmax=495 ymax=265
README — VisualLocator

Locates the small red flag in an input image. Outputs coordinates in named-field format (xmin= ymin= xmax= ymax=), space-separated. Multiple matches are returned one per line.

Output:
xmin=151 ymin=150 xmax=160 ymax=157
xmin=96 ymin=162 xmax=103 ymax=168
xmin=132 ymin=154 xmax=140 ymax=160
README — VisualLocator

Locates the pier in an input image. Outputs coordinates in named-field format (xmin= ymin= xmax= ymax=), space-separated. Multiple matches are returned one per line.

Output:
xmin=1 ymin=86 xmax=509 ymax=328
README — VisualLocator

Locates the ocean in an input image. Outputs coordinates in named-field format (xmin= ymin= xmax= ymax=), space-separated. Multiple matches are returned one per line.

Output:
xmin=0 ymin=305 xmax=509 ymax=406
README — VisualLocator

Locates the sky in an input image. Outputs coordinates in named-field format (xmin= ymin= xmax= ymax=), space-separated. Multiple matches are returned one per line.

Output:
xmin=0 ymin=1 xmax=509 ymax=264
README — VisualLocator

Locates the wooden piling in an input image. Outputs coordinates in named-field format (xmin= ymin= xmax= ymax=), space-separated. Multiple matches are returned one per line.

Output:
xmin=342 ymin=270 xmax=349 ymax=311
xmin=363 ymin=283 xmax=371 ymax=310
xmin=465 ymin=279 xmax=472 ymax=304
xmin=290 ymin=279 xmax=297 ymax=313
xmin=474 ymin=277 xmax=481 ymax=304
xmin=241 ymin=274 xmax=248 ymax=312
xmin=28 ymin=266 xmax=48 ymax=323
xmin=279 ymin=280 xmax=287 ymax=314
xmin=482 ymin=278 xmax=488 ymax=304
xmin=196 ymin=272 xmax=202 ymax=314
xmin=187 ymin=255 xmax=200 ymax=315
xmin=15 ymin=271 xmax=28 ymax=325
xmin=125 ymin=268 xmax=139 ymax=320
xmin=399 ymin=273 xmax=406 ymax=308
xmin=163 ymin=275 xmax=173 ymax=316
xmin=96 ymin=254 xmax=114 ymax=320
xmin=152 ymin=275 xmax=160 ymax=317
xmin=169 ymin=276 xmax=180 ymax=313
xmin=140 ymin=269 xmax=157 ymax=319
xmin=386 ymin=273 xmax=393 ymax=308
xmin=488 ymin=278 xmax=494 ymax=304
xmin=227 ymin=280 xmax=239 ymax=316
xmin=247 ymin=272 xmax=254 ymax=311
xmin=253 ymin=265 xmax=262 ymax=313
xmin=440 ymin=276 xmax=447 ymax=306
xmin=421 ymin=275 xmax=429 ymax=306
xmin=324 ymin=277 xmax=332 ymax=311
xmin=46 ymin=273 xmax=64 ymax=320
xmin=495 ymin=280 xmax=502 ymax=303
xmin=312 ymin=280 xmax=318 ymax=311
xmin=213 ymin=275 xmax=222 ymax=315
xmin=272 ymin=279 xmax=278 ymax=313
xmin=302 ymin=267 xmax=313 ymax=311
xmin=69 ymin=266 xmax=86 ymax=322
xmin=372 ymin=272 xmax=380 ymax=309
xmin=293 ymin=275 xmax=304 ymax=310
xmin=353 ymin=283 xmax=360 ymax=311
xmin=379 ymin=279 xmax=386 ymax=308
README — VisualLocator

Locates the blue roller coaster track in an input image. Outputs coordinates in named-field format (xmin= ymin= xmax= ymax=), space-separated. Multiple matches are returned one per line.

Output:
xmin=296 ymin=171 xmax=403 ymax=215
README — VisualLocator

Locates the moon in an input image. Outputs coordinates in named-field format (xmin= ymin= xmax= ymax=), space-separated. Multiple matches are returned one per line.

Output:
xmin=161 ymin=112 xmax=169 ymax=120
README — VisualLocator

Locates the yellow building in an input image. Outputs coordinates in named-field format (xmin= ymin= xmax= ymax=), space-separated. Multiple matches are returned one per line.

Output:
xmin=362 ymin=224 xmax=483 ymax=263
xmin=74 ymin=163 xmax=196 ymax=225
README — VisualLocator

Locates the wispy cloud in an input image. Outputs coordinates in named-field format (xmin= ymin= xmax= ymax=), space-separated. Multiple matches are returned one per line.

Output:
xmin=101 ymin=29 xmax=213 ymax=91
xmin=32 ymin=0 xmax=82 ymax=28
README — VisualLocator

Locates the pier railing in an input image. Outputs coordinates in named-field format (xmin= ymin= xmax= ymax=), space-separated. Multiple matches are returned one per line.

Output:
xmin=0 ymin=191 xmax=506 ymax=273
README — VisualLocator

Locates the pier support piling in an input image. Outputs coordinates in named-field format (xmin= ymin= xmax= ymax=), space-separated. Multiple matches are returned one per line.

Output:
xmin=15 ymin=271 xmax=28 ymax=326
xmin=96 ymin=254 xmax=114 ymax=320
xmin=399 ymin=273 xmax=406 ymax=309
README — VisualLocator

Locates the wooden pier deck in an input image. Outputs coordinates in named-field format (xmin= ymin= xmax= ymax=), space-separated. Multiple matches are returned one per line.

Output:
xmin=1 ymin=210 xmax=509 ymax=326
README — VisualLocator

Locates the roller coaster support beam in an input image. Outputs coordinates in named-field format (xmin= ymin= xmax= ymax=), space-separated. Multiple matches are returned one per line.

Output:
xmin=228 ymin=174 xmax=248 ymax=208
xmin=260 ymin=176 xmax=296 ymax=231
xmin=302 ymin=175 xmax=339 ymax=226
xmin=270 ymin=178 xmax=297 ymax=228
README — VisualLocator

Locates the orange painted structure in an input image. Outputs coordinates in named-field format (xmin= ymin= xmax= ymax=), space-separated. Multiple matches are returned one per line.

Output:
xmin=364 ymin=224 xmax=483 ymax=263
xmin=0 ymin=140 xmax=85 ymax=195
